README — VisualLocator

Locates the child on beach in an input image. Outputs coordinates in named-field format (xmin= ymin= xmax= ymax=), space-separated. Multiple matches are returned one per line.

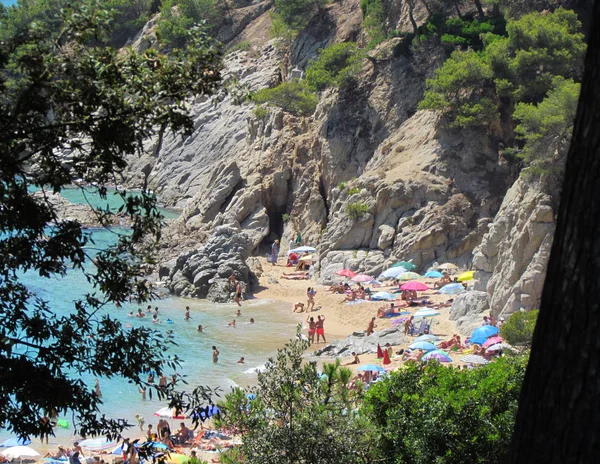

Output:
xmin=185 ymin=306 xmax=191 ymax=320
xmin=135 ymin=414 xmax=145 ymax=431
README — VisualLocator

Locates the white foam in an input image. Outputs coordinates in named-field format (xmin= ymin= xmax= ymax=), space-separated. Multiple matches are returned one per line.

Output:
xmin=244 ymin=363 xmax=266 ymax=375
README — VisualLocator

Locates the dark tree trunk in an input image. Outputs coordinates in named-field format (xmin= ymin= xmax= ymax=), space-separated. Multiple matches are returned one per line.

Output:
xmin=510 ymin=2 xmax=600 ymax=463
xmin=472 ymin=0 xmax=485 ymax=19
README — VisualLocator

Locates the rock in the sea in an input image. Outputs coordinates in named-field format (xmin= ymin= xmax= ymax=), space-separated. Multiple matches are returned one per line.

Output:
xmin=312 ymin=327 xmax=409 ymax=357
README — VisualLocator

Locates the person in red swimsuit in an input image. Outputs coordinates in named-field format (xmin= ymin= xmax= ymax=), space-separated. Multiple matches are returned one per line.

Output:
xmin=306 ymin=316 xmax=316 ymax=343
xmin=316 ymin=315 xmax=326 ymax=343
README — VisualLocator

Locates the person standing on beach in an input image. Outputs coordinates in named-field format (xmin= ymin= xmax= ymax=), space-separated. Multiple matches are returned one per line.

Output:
xmin=306 ymin=316 xmax=316 ymax=343
xmin=367 ymin=317 xmax=377 ymax=336
xmin=158 ymin=374 xmax=167 ymax=390
xmin=139 ymin=386 xmax=146 ymax=400
xmin=271 ymin=240 xmax=279 ymax=266
xmin=306 ymin=287 xmax=316 ymax=311
xmin=316 ymin=315 xmax=326 ymax=343
xmin=234 ymin=281 xmax=243 ymax=306
xmin=212 ymin=346 xmax=220 ymax=363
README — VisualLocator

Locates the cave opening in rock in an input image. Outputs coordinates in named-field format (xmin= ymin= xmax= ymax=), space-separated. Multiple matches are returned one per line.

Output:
xmin=259 ymin=210 xmax=285 ymax=253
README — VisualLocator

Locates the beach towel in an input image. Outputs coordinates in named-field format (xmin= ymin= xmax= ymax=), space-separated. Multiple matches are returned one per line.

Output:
xmin=381 ymin=311 xmax=411 ymax=318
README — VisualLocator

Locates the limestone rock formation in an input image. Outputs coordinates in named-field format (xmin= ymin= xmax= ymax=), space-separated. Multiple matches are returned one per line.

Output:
xmin=449 ymin=290 xmax=490 ymax=335
xmin=472 ymin=177 xmax=556 ymax=318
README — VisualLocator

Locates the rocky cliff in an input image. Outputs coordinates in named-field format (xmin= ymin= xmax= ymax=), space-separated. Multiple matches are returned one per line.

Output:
xmin=121 ymin=0 xmax=556 ymax=303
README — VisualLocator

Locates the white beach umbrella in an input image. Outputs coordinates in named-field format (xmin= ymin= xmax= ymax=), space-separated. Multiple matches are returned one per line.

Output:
xmin=1 ymin=446 xmax=41 ymax=460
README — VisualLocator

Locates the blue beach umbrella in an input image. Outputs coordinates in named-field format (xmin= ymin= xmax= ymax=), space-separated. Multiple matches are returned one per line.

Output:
xmin=439 ymin=283 xmax=465 ymax=294
xmin=413 ymin=308 xmax=441 ymax=318
xmin=408 ymin=341 xmax=436 ymax=352
xmin=471 ymin=325 xmax=499 ymax=340
xmin=379 ymin=267 xmax=407 ymax=279
xmin=425 ymin=271 xmax=444 ymax=278
xmin=0 ymin=438 xmax=31 ymax=448
xmin=370 ymin=291 xmax=397 ymax=301
xmin=357 ymin=364 xmax=386 ymax=373
xmin=288 ymin=246 xmax=316 ymax=254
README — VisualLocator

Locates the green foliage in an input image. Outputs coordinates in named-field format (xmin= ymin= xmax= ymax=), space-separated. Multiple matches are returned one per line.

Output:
xmin=305 ymin=42 xmax=363 ymax=91
xmin=347 ymin=187 xmax=361 ymax=195
xmin=346 ymin=201 xmax=369 ymax=220
xmin=252 ymin=104 xmax=268 ymax=120
xmin=361 ymin=0 xmax=387 ymax=47
xmin=282 ymin=213 xmax=291 ymax=222
xmin=0 ymin=0 xmax=222 ymax=439
xmin=157 ymin=0 xmax=224 ymax=48
xmin=364 ymin=356 xmax=529 ymax=464
xmin=501 ymin=310 xmax=539 ymax=346
xmin=216 ymin=330 xmax=372 ymax=463
xmin=337 ymin=181 xmax=347 ymax=190
xmin=513 ymin=78 xmax=580 ymax=174
xmin=271 ymin=0 xmax=328 ymax=41
xmin=251 ymin=80 xmax=318 ymax=116
xmin=226 ymin=40 xmax=252 ymax=54
xmin=102 ymin=0 xmax=154 ymax=47
xmin=420 ymin=9 xmax=585 ymax=129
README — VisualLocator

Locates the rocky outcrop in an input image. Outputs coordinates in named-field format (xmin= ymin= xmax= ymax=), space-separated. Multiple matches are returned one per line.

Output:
xmin=472 ymin=177 xmax=556 ymax=318
xmin=449 ymin=290 xmax=489 ymax=336
xmin=168 ymin=225 xmax=256 ymax=301
xmin=312 ymin=326 xmax=409 ymax=357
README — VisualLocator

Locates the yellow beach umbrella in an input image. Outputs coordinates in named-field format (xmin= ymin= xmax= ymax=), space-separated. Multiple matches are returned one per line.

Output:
xmin=457 ymin=271 xmax=474 ymax=282
xmin=397 ymin=272 xmax=421 ymax=281
xmin=299 ymin=255 xmax=313 ymax=261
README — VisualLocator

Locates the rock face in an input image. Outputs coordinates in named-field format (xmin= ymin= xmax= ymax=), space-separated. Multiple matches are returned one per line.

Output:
xmin=449 ymin=290 xmax=489 ymax=336
xmin=472 ymin=177 xmax=557 ymax=318
xmin=312 ymin=326 xmax=409 ymax=357
xmin=122 ymin=1 xmax=519 ymax=297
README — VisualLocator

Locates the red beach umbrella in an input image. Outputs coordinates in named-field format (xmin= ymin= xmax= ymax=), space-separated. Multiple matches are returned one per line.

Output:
xmin=335 ymin=269 xmax=357 ymax=277
xmin=377 ymin=344 xmax=384 ymax=359
xmin=400 ymin=281 xmax=430 ymax=291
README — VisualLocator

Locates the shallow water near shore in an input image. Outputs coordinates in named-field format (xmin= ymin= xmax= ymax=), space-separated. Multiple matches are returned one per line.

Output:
xmin=1 ymin=226 xmax=298 ymax=446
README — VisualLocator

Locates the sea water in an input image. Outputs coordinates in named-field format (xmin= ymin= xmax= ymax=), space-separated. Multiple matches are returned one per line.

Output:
xmin=0 ymin=196 xmax=298 ymax=445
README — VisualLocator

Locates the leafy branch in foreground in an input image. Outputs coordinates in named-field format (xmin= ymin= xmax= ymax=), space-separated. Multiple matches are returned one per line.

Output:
xmin=0 ymin=0 xmax=222 ymax=439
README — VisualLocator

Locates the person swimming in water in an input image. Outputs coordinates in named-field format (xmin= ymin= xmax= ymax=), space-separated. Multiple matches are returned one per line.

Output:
xmin=185 ymin=306 xmax=191 ymax=320
xmin=212 ymin=346 xmax=220 ymax=363
xmin=228 ymin=319 xmax=236 ymax=328
xmin=197 ymin=324 xmax=204 ymax=332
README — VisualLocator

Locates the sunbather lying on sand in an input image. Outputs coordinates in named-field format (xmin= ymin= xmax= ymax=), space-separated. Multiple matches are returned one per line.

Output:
xmin=402 ymin=349 xmax=424 ymax=363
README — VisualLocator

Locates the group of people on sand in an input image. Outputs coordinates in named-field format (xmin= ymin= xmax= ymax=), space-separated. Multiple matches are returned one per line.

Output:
xmin=44 ymin=442 xmax=99 ymax=464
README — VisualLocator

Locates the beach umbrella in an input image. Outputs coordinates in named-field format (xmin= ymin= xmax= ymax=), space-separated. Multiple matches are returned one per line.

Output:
xmin=397 ymin=272 xmax=421 ymax=281
xmin=423 ymin=350 xmax=452 ymax=363
xmin=0 ymin=439 xmax=31 ymax=448
xmin=439 ymin=283 xmax=465 ymax=294
xmin=437 ymin=263 xmax=459 ymax=271
xmin=357 ymin=364 xmax=386 ymax=373
xmin=486 ymin=342 xmax=511 ymax=352
xmin=471 ymin=325 xmax=499 ymax=340
xmin=408 ymin=341 xmax=436 ymax=352
xmin=0 ymin=446 xmax=40 ymax=461
xmin=460 ymin=355 xmax=489 ymax=365
xmin=482 ymin=336 xmax=504 ymax=349
xmin=335 ymin=269 xmax=356 ymax=278
xmin=79 ymin=438 xmax=118 ymax=451
xmin=288 ymin=246 xmax=316 ymax=254
xmin=368 ymin=279 xmax=382 ymax=286
xmin=414 ymin=334 xmax=440 ymax=343
xmin=154 ymin=407 xmax=187 ymax=420
xmin=299 ymin=255 xmax=313 ymax=263
xmin=425 ymin=271 xmax=444 ymax=278
xmin=413 ymin=308 xmax=441 ymax=318
xmin=400 ymin=281 xmax=429 ymax=291
xmin=457 ymin=271 xmax=475 ymax=282
xmin=370 ymin=291 xmax=397 ymax=301
xmin=392 ymin=261 xmax=417 ymax=270
xmin=379 ymin=266 xmax=406 ymax=279
xmin=351 ymin=274 xmax=374 ymax=282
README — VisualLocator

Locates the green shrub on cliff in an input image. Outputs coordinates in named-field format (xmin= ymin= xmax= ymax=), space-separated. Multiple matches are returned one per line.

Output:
xmin=305 ymin=42 xmax=364 ymax=91
xmin=251 ymin=80 xmax=318 ymax=116
xmin=346 ymin=201 xmax=370 ymax=220
xmin=157 ymin=0 xmax=223 ymax=48
xmin=420 ymin=9 xmax=585 ymax=129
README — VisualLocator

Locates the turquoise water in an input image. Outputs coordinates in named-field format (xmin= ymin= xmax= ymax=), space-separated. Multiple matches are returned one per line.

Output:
xmin=0 ymin=201 xmax=298 ymax=445
xmin=1 ymin=0 xmax=17 ymax=6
